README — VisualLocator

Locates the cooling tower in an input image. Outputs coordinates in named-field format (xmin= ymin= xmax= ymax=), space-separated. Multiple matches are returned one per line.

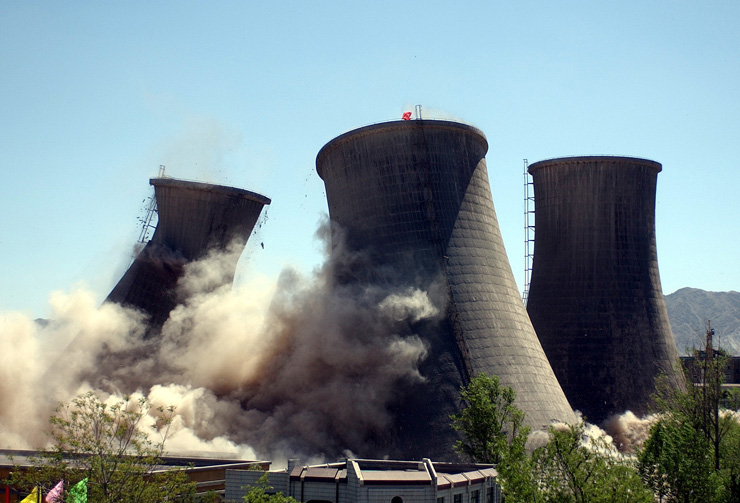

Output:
xmin=525 ymin=156 xmax=682 ymax=423
xmin=316 ymin=120 xmax=575 ymax=459
xmin=106 ymin=177 xmax=270 ymax=328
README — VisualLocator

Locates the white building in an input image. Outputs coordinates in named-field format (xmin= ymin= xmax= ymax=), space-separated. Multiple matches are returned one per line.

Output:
xmin=225 ymin=458 xmax=501 ymax=503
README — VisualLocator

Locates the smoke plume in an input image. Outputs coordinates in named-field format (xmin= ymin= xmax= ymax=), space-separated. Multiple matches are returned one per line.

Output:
xmin=2 ymin=218 xmax=685 ymax=461
xmin=0 ymin=222 xmax=439 ymax=461
xmin=0 ymin=288 xmax=148 ymax=448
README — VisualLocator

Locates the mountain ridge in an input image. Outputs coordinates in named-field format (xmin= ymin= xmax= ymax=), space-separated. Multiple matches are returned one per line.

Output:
xmin=665 ymin=287 xmax=740 ymax=356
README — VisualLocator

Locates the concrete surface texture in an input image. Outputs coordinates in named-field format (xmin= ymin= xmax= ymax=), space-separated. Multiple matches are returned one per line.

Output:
xmin=106 ymin=177 xmax=270 ymax=328
xmin=526 ymin=156 xmax=683 ymax=423
xmin=317 ymin=120 xmax=575 ymax=459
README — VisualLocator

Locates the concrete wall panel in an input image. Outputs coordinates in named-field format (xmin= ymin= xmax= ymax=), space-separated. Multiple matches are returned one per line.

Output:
xmin=317 ymin=120 xmax=574 ymax=458
xmin=106 ymin=178 xmax=270 ymax=328
xmin=526 ymin=156 xmax=682 ymax=422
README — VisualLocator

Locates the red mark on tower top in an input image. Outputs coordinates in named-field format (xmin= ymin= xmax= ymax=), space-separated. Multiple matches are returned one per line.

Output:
xmin=402 ymin=112 xmax=412 ymax=120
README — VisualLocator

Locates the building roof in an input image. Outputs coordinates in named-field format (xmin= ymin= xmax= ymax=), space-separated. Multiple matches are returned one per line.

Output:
xmin=289 ymin=458 xmax=497 ymax=490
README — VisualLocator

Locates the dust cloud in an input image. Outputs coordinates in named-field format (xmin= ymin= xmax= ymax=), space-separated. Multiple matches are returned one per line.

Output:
xmin=0 ymin=223 xmax=439 ymax=461
xmin=526 ymin=411 xmax=660 ymax=455
xmin=0 ymin=289 xmax=147 ymax=448
xmin=601 ymin=411 xmax=658 ymax=453
xmin=1 ymin=218 xmax=688 ymax=461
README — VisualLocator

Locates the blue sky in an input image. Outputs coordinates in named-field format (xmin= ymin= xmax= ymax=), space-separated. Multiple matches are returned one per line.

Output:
xmin=2 ymin=1 xmax=739 ymax=317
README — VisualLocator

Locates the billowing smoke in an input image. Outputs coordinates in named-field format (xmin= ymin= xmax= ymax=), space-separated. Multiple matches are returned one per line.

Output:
xmin=525 ymin=410 xmax=663 ymax=455
xmin=601 ymin=411 xmax=658 ymax=453
xmin=0 ymin=222 xmax=441 ymax=461
xmin=0 ymin=289 xmax=148 ymax=448
xmin=2 ymin=216 xmax=685 ymax=461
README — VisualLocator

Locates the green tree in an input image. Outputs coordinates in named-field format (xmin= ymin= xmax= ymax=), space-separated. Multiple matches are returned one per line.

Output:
xmin=7 ymin=391 xmax=195 ymax=503
xmin=496 ymin=426 xmax=543 ymax=503
xmin=450 ymin=372 xmax=528 ymax=464
xmin=243 ymin=473 xmax=298 ymax=503
xmin=638 ymin=327 xmax=740 ymax=503
xmin=531 ymin=423 xmax=653 ymax=503
xmin=639 ymin=419 xmax=723 ymax=503
xmin=721 ymin=422 xmax=740 ymax=502
xmin=498 ymin=423 xmax=652 ymax=503
xmin=198 ymin=490 xmax=224 ymax=503
xmin=451 ymin=373 xmax=653 ymax=503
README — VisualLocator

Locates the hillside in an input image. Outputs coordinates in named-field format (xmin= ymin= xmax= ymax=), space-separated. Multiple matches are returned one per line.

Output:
xmin=665 ymin=287 xmax=740 ymax=356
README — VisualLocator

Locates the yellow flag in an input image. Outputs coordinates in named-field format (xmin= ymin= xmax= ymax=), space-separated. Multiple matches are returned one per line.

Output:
xmin=20 ymin=487 xmax=39 ymax=503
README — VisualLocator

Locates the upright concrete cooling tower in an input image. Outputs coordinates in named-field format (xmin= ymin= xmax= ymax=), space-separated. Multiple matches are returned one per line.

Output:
xmin=106 ymin=177 xmax=270 ymax=328
xmin=526 ymin=156 xmax=682 ymax=423
xmin=316 ymin=120 xmax=575 ymax=459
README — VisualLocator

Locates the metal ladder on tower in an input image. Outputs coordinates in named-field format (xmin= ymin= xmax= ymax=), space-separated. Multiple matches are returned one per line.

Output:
xmin=136 ymin=165 xmax=166 ymax=244
xmin=523 ymin=159 xmax=535 ymax=305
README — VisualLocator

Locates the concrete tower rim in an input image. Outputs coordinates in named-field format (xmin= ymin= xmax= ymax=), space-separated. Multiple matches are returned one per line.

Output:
xmin=316 ymin=119 xmax=488 ymax=180
xmin=528 ymin=155 xmax=662 ymax=174
xmin=150 ymin=177 xmax=272 ymax=205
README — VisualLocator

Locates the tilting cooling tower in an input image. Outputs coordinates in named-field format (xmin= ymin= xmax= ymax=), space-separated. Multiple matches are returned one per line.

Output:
xmin=526 ymin=156 xmax=682 ymax=423
xmin=106 ymin=177 xmax=270 ymax=328
xmin=316 ymin=120 xmax=575 ymax=459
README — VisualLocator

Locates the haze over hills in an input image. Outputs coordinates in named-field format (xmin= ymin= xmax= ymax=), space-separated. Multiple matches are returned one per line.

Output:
xmin=665 ymin=287 xmax=740 ymax=356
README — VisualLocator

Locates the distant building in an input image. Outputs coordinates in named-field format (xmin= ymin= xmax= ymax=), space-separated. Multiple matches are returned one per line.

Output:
xmin=1 ymin=451 xmax=500 ymax=503
xmin=225 ymin=458 xmax=501 ymax=503
xmin=680 ymin=353 xmax=740 ymax=385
